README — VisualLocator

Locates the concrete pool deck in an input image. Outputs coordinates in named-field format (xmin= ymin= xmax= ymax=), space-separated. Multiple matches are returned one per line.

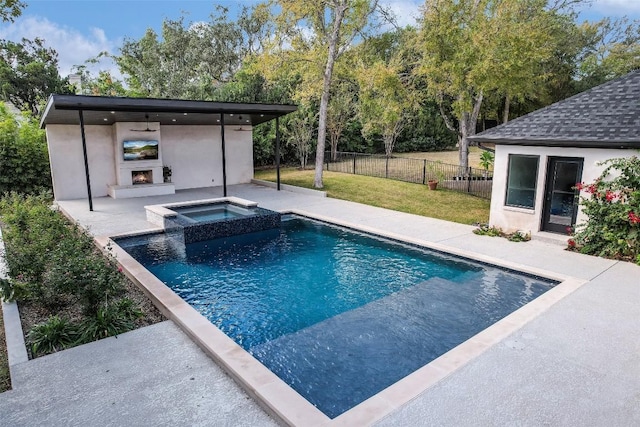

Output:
xmin=1 ymin=183 xmax=639 ymax=425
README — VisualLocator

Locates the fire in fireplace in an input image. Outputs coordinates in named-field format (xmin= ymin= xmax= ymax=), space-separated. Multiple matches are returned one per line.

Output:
xmin=132 ymin=170 xmax=153 ymax=185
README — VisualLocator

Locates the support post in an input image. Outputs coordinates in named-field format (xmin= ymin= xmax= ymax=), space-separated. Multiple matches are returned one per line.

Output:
xmin=275 ymin=116 xmax=281 ymax=191
xmin=78 ymin=110 xmax=93 ymax=211
xmin=353 ymin=152 xmax=356 ymax=174
xmin=422 ymin=159 xmax=427 ymax=185
xmin=221 ymin=114 xmax=228 ymax=197
xmin=467 ymin=166 xmax=472 ymax=193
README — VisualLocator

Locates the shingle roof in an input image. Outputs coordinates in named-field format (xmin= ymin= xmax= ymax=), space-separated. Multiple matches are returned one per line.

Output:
xmin=469 ymin=69 xmax=640 ymax=148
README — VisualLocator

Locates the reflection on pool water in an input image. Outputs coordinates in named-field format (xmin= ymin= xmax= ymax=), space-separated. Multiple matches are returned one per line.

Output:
xmin=118 ymin=215 xmax=558 ymax=418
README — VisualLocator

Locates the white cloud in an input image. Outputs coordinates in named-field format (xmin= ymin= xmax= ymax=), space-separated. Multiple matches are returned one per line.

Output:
xmin=0 ymin=16 xmax=121 ymax=78
xmin=588 ymin=0 xmax=640 ymax=15
xmin=381 ymin=0 xmax=422 ymax=28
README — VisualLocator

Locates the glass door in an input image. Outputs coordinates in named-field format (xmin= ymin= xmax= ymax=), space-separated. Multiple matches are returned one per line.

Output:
xmin=542 ymin=157 xmax=583 ymax=234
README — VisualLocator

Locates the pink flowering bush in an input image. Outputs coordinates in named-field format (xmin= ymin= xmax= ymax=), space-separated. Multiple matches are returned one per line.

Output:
xmin=571 ymin=156 xmax=640 ymax=265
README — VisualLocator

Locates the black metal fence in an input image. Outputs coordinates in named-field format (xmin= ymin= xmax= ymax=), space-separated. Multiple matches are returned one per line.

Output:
xmin=324 ymin=151 xmax=493 ymax=199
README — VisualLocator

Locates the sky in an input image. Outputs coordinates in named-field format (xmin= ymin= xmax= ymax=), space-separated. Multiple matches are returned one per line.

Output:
xmin=1 ymin=0 xmax=639 ymax=78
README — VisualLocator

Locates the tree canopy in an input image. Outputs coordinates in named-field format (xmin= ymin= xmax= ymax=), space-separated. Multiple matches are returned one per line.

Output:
xmin=0 ymin=0 xmax=24 ymax=23
xmin=0 ymin=38 xmax=72 ymax=115
xmin=1 ymin=0 xmax=638 ymax=173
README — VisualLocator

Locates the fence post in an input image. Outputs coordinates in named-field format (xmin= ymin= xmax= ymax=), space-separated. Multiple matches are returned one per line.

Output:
xmin=422 ymin=159 xmax=427 ymax=185
xmin=385 ymin=156 xmax=389 ymax=179
xmin=467 ymin=166 xmax=472 ymax=193
xmin=326 ymin=152 xmax=329 ymax=171
xmin=353 ymin=152 xmax=357 ymax=174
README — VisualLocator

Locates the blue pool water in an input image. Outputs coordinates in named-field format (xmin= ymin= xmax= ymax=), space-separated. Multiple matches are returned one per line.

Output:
xmin=172 ymin=203 xmax=256 ymax=222
xmin=119 ymin=216 xmax=557 ymax=418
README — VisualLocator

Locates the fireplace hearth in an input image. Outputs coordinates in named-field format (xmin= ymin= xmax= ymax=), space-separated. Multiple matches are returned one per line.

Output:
xmin=132 ymin=170 xmax=153 ymax=185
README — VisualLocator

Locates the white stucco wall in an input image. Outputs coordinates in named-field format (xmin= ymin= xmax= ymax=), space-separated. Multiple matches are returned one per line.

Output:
xmin=489 ymin=145 xmax=638 ymax=233
xmin=160 ymin=125 xmax=254 ymax=190
xmin=224 ymin=128 xmax=255 ymax=185
xmin=46 ymin=124 xmax=116 ymax=200
xmin=47 ymin=123 xmax=255 ymax=200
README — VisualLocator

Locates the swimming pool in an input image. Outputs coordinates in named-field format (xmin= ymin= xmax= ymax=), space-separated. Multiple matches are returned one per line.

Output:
xmin=117 ymin=215 xmax=558 ymax=418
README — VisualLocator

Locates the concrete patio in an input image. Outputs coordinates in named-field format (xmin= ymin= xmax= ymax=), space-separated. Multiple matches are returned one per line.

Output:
xmin=1 ymin=183 xmax=638 ymax=426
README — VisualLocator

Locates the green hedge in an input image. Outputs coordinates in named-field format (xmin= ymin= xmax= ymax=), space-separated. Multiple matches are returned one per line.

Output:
xmin=0 ymin=103 xmax=52 ymax=194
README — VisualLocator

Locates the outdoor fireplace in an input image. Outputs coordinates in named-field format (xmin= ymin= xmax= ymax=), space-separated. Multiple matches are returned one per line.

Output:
xmin=132 ymin=170 xmax=153 ymax=185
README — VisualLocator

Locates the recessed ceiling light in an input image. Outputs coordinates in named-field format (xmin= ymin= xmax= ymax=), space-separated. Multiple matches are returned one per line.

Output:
xmin=260 ymin=114 xmax=264 ymax=117
xmin=172 ymin=119 xmax=176 ymax=122
xmin=246 ymin=120 xmax=250 ymax=123
xmin=183 ymin=113 xmax=188 ymax=116
xmin=229 ymin=113 xmax=234 ymax=116
xmin=103 ymin=118 xmax=108 ymax=121
xmin=216 ymin=119 xmax=220 ymax=122
xmin=110 ymin=111 xmax=115 ymax=114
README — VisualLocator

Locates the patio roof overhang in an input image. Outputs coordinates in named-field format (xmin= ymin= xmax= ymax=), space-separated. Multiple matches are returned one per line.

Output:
xmin=40 ymin=94 xmax=296 ymax=211
xmin=40 ymin=94 xmax=298 ymax=128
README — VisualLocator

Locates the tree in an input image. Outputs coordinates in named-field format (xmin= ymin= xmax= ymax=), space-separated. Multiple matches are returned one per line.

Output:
xmin=358 ymin=60 xmax=412 ymax=157
xmin=284 ymin=108 xmax=316 ymax=169
xmin=575 ymin=17 xmax=640 ymax=92
xmin=356 ymin=29 xmax=416 ymax=158
xmin=115 ymin=6 xmax=271 ymax=100
xmin=415 ymin=0 xmax=556 ymax=171
xmin=0 ymin=38 xmax=72 ymax=115
xmin=326 ymin=81 xmax=356 ymax=160
xmin=71 ymin=63 xmax=128 ymax=97
xmin=271 ymin=0 xmax=380 ymax=188
xmin=0 ymin=0 xmax=24 ymax=23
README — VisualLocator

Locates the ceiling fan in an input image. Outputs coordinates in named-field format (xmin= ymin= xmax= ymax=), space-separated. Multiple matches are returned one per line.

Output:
xmin=130 ymin=114 xmax=157 ymax=132
xmin=234 ymin=115 xmax=253 ymax=131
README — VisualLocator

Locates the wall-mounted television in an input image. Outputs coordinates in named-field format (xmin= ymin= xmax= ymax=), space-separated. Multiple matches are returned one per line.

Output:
xmin=123 ymin=140 xmax=159 ymax=161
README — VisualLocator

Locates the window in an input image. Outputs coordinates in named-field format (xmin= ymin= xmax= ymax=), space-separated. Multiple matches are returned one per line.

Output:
xmin=505 ymin=155 xmax=539 ymax=209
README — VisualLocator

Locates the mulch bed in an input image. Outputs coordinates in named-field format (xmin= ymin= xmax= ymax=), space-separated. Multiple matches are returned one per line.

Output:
xmin=18 ymin=276 xmax=165 ymax=360
xmin=0 ymin=307 xmax=10 ymax=392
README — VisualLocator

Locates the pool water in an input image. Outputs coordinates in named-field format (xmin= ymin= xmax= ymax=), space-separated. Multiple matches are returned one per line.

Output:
xmin=172 ymin=203 xmax=256 ymax=222
xmin=120 ymin=216 xmax=557 ymax=418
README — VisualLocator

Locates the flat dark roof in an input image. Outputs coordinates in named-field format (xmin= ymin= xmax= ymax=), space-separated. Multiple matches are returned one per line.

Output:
xmin=40 ymin=94 xmax=298 ymax=128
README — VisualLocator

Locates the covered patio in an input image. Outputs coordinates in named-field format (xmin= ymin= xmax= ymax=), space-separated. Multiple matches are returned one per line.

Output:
xmin=40 ymin=94 xmax=297 ymax=210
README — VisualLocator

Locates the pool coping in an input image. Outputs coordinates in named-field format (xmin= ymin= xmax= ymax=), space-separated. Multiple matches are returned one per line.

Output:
xmin=100 ymin=208 xmax=588 ymax=427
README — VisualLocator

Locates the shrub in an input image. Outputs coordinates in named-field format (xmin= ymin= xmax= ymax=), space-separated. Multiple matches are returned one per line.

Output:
xmin=0 ymin=192 xmax=66 ymax=284
xmin=79 ymin=299 xmax=142 ymax=342
xmin=0 ymin=103 xmax=52 ymax=194
xmin=27 ymin=316 xmax=79 ymax=356
xmin=0 ymin=277 xmax=32 ymax=303
xmin=0 ymin=194 xmax=150 ymax=357
xmin=473 ymin=224 xmax=530 ymax=242
xmin=572 ymin=156 xmax=640 ymax=264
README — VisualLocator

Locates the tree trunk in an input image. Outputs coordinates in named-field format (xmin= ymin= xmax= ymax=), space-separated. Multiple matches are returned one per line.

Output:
xmin=313 ymin=3 xmax=348 ymax=189
xmin=458 ymin=92 xmax=484 ymax=174
xmin=330 ymin=131 xmax=339 ymax=161
xmin=459 ymin=113 xmax=470 ymax=172
xmin=503 ymin=93 xmax=510 ymax=124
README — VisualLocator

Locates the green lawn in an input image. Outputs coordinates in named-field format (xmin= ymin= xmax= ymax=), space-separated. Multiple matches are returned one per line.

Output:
xmin=397 ymin=146 xmax=487 ymax=169
xmin=255 ymin=168 xmax=490 ymax=225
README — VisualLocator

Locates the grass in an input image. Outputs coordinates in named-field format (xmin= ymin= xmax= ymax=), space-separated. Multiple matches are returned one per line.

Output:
xmin=255 ymin=168 xmax=490 ymax=225
xmin=396 ymin=146 xmax=486 ymax=169
xmin=0 ymin=306 xmax=10 ymax=392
